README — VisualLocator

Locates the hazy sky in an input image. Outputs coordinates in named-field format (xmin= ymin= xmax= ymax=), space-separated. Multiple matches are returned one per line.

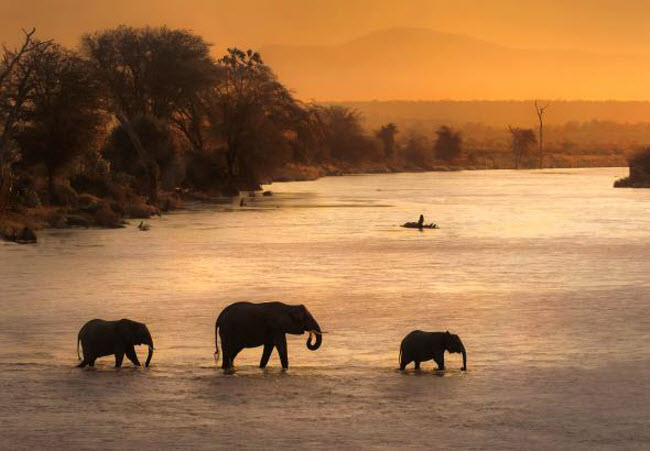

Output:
xmin=3 ymin=0 xmax=650 ymax=52
xmin=3 ymin=1 xmax=650 ymax=100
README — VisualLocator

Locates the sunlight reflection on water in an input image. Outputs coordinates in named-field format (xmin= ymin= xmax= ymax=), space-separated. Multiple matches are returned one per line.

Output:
xmin=1 ymin=168 xmax=649 ymax=449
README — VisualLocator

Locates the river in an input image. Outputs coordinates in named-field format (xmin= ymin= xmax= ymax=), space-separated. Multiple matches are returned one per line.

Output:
xmin=1 ymin=167 xmax=649 ymax=449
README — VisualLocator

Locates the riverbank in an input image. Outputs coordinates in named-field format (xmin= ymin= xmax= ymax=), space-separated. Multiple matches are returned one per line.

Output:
xmin=0 ymin=160 xmax=629 ymax=243
xmin=0 ymin=191 xmax=176 ymax=244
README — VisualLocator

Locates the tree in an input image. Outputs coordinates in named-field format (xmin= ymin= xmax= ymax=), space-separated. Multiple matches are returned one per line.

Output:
xmin=433 ymin=126 xmax=462 ymax=162
xmin=402 ymin=132 xmax=431 ymax=167
xmin=81 ymin=26 xmax=216 ymax=202
xmin=16 ymin=44 xmax=106 ymax=200
xmin=0 ymin=28 xmax=51 ymax=211
xmin=211 ymin=48 xmax=301 ymax=185
xmin=317 ymin=106 xmax=380 ymax=163
xmin=534 ymin=100 xmax=549 ymax=168
xmin=508 ymin=126 xmax=537 ymax=169
xmin=375 ymin=123 xmax=398 ymax=158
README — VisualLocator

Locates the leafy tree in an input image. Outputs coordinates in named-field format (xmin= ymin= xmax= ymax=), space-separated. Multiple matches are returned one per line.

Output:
xmin=210 ymin=48 xmax=301 ymax=185
xmin=433 ymin=126 xmax=462 ymax=162
xmin=81 ymin=26 xmax=216 ymax=201
xmin=16 ymin=44 xmax=106 ymax=200
xmin=318 ymin=106 xmax=380 ymax=163
xmin=102 ymin=116 xmax=179 ymax=191
xmin=508 ymin=126 xmax=537 ymax=169
xmin=376 ymin=123 xmax=398 ymax=158
xmin=403 ymin=132 xmax=431 ymax=166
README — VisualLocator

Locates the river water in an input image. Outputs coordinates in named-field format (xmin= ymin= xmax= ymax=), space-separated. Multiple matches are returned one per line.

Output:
xmin=1 ymin=167 xmax=649 ymax=450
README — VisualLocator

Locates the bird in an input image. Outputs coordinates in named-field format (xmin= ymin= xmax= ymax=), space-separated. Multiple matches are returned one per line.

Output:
xmin=137 ymin=221 xmax=151 ymax=231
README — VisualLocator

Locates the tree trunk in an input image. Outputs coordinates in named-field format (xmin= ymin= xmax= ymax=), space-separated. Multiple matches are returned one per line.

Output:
xmin=116 ymin=113 xmax=158 ymax=204
xmin=0 ymin=162 xmax=12 ymax=212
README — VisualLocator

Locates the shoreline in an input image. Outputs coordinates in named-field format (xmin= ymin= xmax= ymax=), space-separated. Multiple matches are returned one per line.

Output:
xmin=0 ymin=164 xmax=629 ymax=244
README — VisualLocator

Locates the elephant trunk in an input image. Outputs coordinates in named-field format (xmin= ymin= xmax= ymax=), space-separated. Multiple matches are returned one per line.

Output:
xmin=305 ymin=314 xmax=322 ymax=351
xmin=460 ymin=342 xmax=467 ymax=371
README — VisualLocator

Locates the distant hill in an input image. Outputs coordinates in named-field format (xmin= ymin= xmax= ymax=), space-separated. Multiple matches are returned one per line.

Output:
xmin=260 ymin=27 xmax=650 ymax=101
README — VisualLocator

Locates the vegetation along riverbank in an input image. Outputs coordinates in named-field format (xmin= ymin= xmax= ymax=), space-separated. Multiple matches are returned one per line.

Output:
xmin=0 ymin=26 xmax=641 ymax=243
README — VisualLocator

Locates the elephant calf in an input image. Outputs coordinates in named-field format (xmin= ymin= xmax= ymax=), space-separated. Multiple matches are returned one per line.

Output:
xmin=77 ymin=319 xmax=154 ymax=368
xmin=215 ymin=301 xmax=323 ymax=370
xmin=399 ymin=330 xmax=466 ymax=371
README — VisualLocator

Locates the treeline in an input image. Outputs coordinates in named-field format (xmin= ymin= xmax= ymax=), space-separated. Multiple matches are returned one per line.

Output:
xmin=0 ymin=26 xmax=634 ymax=237
xmin=0 ymin=26 xmax=402 ymax=230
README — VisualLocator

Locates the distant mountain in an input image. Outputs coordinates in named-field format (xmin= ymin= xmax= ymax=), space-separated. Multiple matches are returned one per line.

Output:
xmin=260 ymin=27 xmax=650 ymax=101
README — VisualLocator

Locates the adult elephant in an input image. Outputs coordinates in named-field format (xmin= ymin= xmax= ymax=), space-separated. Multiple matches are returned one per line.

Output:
xmin=215 ymin=301 xmax=323 ymax=370
xmin=399 ymin=330 xmax=466 ymax=371
xmin=77 ymin=319 xmax=154 ymax=368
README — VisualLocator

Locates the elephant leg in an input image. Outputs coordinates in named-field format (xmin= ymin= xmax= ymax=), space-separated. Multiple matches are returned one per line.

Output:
xmin=433 ymin=352 xmax=445 ymax=370
xmin=414 ymin=361 xmax=421 ymax=370
xmin=115 ymin=351 xmax=124 ymax=368
xmin=88 ymin=358 xmax=96 ymax=367
xmin=77 ymin=360 xmax=88 ymax=368
xmin=125 ymin=346 xmax=141 ymax=366
xmin=221 ymin=341 xmax=233 ymax=369
xmin=274 ymin=334 xmax=289 ymax=369
xmin=222 ymin=344 xmax=243 ymax=369
xmin=259 ymin=342 xmax=274 ymax=368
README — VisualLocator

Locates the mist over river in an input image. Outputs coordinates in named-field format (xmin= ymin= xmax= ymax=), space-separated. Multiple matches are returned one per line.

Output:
xmin=1 ymin=167 xmax=649 ymax=450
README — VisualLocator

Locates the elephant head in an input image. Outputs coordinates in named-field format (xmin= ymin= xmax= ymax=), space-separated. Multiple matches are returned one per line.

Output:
xmin=281 ymin=305 xmax=323 ymax=351
xmin=444 ymin=331 xmax=467 ymax=371
xmin=117 ymin=319 xmax=155 ymax=367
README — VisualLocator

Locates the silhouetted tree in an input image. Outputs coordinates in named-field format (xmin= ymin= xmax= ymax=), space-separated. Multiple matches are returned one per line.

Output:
xmin=433 ymin=126 xmax=462 ymax=162
xmin=0 ymin=28 xmax=51 ymax=211
xmin=535 ymin=100 xmax=549 ymax=168
xmin=318 ymin=106 xmax=380 ymax=163
xmin=403 ymin=132 xmax=431 ymax=166
xmin=16 ymin=44 xmax=106 ymax=201
xmin=376 ymin=123 xmax=398 ymax=158
xmin=211 ymin=48 xmax=300 ymax=186
xmin=290 ymin=104 xmax=329 ymax=164
xmin=508 ymin=126 xmax=537 ymax=169
xmin=81 ymin=26 xmax=216 ymax=201
xmin=102 ymin=116 xmax=180 ymax=192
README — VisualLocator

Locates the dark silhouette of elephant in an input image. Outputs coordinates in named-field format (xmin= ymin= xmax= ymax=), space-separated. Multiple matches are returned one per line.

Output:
xmin=399 ymin=330 xmax=466 ymax=371
xmin=215 ymin=301 xmax=322 ymax=370
xmin=77 ymin=319 xmax=154 ymax=368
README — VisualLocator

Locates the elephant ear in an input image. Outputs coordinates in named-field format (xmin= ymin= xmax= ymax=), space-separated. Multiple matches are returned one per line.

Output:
xmin=269 ymin=306 xmax=305 ymax=333
xmin=117 ymin=319 xmax=137 ymax=345
xmin=289 ymin=305 xmax=307 ymax=328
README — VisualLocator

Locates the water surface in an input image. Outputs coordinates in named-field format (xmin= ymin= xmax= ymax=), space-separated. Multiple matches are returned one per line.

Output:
xmin=1 ymin=168 xmax=649 ymax=449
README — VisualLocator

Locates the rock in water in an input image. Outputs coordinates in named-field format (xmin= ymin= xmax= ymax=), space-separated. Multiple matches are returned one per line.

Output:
xmin=15 ymin=227 xmax=37 ymax=244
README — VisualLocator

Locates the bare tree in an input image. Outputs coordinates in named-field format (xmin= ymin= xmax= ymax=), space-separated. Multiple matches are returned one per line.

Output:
xmin=0 ymin=28 xmax=51 ymax=212
xmin=534 ymin=100 xmax=549 ymax=168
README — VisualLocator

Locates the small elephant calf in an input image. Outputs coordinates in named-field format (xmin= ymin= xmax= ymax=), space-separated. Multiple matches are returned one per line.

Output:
xmin=77 ymin=319 xmax=154 ymax=368
xmin=399 ymin=330 xmax=467 ymax=371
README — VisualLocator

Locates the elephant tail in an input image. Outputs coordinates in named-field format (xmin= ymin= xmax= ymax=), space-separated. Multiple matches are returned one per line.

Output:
xmin=214 ymin=321 xmax=220 ymax=364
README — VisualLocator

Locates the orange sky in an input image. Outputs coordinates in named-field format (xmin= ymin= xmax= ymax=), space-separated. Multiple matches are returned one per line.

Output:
xmin=2 ymin=0 xmax=650 ymax=100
